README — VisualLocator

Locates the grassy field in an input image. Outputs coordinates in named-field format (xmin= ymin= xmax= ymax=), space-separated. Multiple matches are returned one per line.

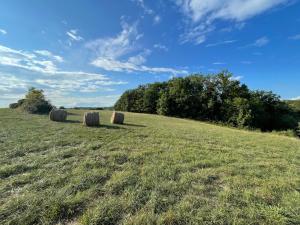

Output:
xmin=0 ymin=109 xmax=299 ymax=225
xmin=287 ymin=100 xmax=300 ymax=112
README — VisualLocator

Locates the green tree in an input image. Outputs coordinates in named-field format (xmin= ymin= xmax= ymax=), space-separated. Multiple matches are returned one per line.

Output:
xmin=115 ymin=72 xmax=298 ymax=131
xmin=143 ymin=82 xmax=167 ymax=114
xmin=21 ymin=87 xmax=53 ymax=114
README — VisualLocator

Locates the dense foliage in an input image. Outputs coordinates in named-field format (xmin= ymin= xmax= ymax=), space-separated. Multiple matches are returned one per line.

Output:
xmin=115 ymin=72 xmax=298 ymax=131
xmin=9 ymin=99 xmax=25 ymax=109
xmin=10 ymin=87 xmax=53 ymax=114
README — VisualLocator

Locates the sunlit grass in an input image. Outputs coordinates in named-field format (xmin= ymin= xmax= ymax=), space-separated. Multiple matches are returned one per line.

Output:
xmin=0 ymin=109 xmax=299 ymax=224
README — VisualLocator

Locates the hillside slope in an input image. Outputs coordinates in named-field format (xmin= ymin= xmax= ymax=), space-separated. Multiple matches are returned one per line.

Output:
xmin=0 ymin=109 xmax=299 ymax=225
xmin=287 ymin=100 xmax=300 ymax=114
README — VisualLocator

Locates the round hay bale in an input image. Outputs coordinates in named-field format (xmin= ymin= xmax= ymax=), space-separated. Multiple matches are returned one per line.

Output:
xmin=111 ymin=111 xmax=124 ymax=124
xmin=49 ymin=109 xmax=67 ymax=122
xmin=83 ymin=112 xmax=100 ymax=127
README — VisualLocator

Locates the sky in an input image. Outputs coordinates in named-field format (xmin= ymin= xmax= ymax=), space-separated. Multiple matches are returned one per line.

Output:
xmin=0 ymin=0 xmax=300 ymax=107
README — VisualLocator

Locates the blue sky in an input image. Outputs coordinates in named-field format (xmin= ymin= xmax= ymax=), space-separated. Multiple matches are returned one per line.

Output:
xmin=0 ymin=0 xmax=300 ymax=107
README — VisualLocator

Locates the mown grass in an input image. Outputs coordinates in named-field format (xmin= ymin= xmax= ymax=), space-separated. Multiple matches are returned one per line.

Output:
xmin=0 ymin=109 xmax=299 ymax=225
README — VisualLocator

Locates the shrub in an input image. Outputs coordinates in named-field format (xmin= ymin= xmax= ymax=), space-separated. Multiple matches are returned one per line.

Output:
xmin=9 ymin=103 xmax=19 ymax=109
xmin=19 ymin=88 xmax=53 ymax=114
xmin=9 ymin=99 xmax=25 ymax=109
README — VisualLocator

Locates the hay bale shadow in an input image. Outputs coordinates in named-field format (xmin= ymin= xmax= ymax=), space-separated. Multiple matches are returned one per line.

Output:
xmin=67 ymin=112 xmax=80 ymax=116
xmin=101 ymin=124 xmax=124 ymax=130
xmin=124 ymin=123 xmax=146 ymax=128
xmin=65 ymin=120 xmax=81 ymax=124
xmin=82 ymin=124 xmax=123 ymax=129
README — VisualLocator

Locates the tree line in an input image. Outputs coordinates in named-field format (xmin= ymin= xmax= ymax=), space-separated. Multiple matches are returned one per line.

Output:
xmin=115 ymin=71 xmax=299 ymax=131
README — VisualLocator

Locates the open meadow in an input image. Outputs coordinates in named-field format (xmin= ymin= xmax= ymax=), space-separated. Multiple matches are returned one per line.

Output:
xmin=0 ymin=109 xmax=299 ymax=225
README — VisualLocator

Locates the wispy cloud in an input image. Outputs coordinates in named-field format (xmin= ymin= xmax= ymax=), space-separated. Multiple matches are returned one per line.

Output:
xmin=0 ymin=44 xmax=128 ymax=107
xmin=179 ymin=23 xmax=214 ymax=45
xmin=176 ymin=0 xmax=291 ymax=23
xmin=230 ymin=76 xmax=243 ymax=81
xmin=91 ymin=57 xmax=188 ymax=75
xmin=128 ymin=49 xmax=151 ymax=65
xmin=48 ymin=94 xmax=121 ymax=108
xmin=289 ymin=34 xmax=300 ymax=40
xmin=252 ymin=36 xmax=269 ymax=47
xmin=291 ymin=96 xmax=300 ymax=100
xmin=0 ymin=28 xmax=7 ymax=35
xmin=154 ymin=44 xmax=168 ymax=51
xmin=0 ymin=73 xmax=29 ymax=92
xmin=34 ymin=50 xmax=64 ymax=63
xmin=153 ymin=15 xmax=161 ymax=24
xmin=175 ymin=0 xmax=292 ymax=44
xmin=132 ymin=0 xmax=161 ymax=26
xmin=87 ymin=20 xmax=188 ymax=75
xmin=133 ymin=0 xmax=154 ymax=15
xmin=206 ymin=40 xmax=237 ymax=47
xmin=86 ymin=21 xmax=141 ymax=60
xmin=66 ymin=29 xmax=84 ymax=43
xmin=241 ymin=36 xmax=270 ymax=48
xmin=212 ymin=62 xmax=226 ymax=65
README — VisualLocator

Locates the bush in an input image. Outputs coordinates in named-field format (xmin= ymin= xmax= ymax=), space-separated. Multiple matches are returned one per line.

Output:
xmin=9 ymin=99 xmax=25 ymax=109
xmin=9 ymin=103 xmax=19 ymax=109
xmin=16 ymin=88 xmax=53 ymax=114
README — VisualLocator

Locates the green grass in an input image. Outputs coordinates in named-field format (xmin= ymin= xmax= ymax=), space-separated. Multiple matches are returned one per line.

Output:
xmin=286 ymin=99 xmax=300 ymax=112
xmin=0 ymin=109 xmax=299 ymax=225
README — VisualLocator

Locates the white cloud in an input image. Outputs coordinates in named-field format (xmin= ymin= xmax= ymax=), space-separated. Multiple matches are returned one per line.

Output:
xmin=289 ymin=34 xmax=300 ymax=40
xmin=176 ymin=0 xmax=290 ymax=23
xmin=133 ymin=0 xmax=154 ymax=15
xmin=0 ymin=44 xmax=110 ymax=78
xmin=132 ymin=0 xmax=162 ymax=27
xmin=0 ymin=73 xmax=29 ymax=92
xmin=179 ymin=23 xmax=215 ymax=45
xmin=0 ymin=44 xmax=59 ymax=73
xmin=0 ymin=29 xmax=7 ymax=35
xmin=86 ymin=21 xmax=140 ymax=60
xmin=230 ymin=76 xmax=243 ymax=81
xmin=34 ymin=76 xmax=125 ymax=93
xmin=34 ymin=50 xmax=64 ymax=62
xmin=253 ymin=36 xmax=269 ymax=47
xmin=154 ymin=44 xmax=168 ymax=51
xmin=91 ymin=57 xmax=188 ymax=75
xmin=291 ymin=96 xmax=300 ymax=100
xmin=128 ymin=49 xmax=151 ymax=65
xmin=206 ymin=40 xmax=237 ymax=47
xmin=212 ymin=62 xmax=226 ymax=65
xmin=175 ymin=0 xmax=291 ymax=44
xmin=49 ymin=94 xmax=121 ymax=108
xmin=0 ymin=44 xmax=128 ymax=107
xmin=66 ymin=29 xmax=84 ymax=42
xmin=88 ymin=21 xmax=188 ymax=75
xmin=153 ymin=15 xmax=161 ymax=24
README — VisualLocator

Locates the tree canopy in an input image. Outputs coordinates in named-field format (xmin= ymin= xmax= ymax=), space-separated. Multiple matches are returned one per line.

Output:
xmin=10 ymin=87 xmax=53 ymax=114
xmin=115 ymin=71 xmax=298 ymax=131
